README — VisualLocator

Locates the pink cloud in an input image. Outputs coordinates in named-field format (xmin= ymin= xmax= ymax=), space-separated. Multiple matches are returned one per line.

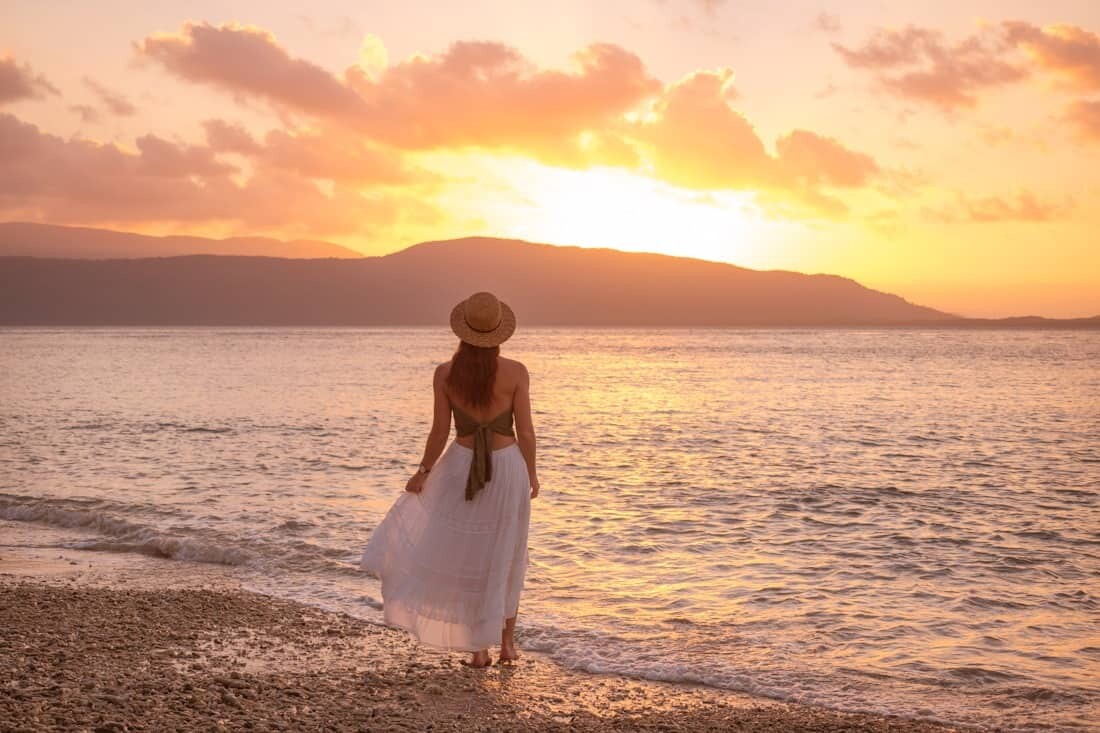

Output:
xmin=834 ymin=26 xmax=1027 ymax=110
xmin=202 ymin=119 xmax=262 ymax=154
xmin=0 ymin=55 xmax=58 ymax=104
xmin=136 ymin=22 xmax=366 ymax=118
xmin=83 ymin=77 xmax=136 ymax=116
xmin=0 ymin=113 xmax=436 ymax=237
xmin=202 ymin=119 xmax=435 ymax=185
xmin=134 ymin=134 xmax=234 ymax=177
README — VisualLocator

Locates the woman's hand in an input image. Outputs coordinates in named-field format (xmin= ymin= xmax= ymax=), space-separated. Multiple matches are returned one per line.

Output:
xmin=530 ymin=476 xmax=540 ymax=499
xmin=405 ymin=471 xmax=428 ymax=494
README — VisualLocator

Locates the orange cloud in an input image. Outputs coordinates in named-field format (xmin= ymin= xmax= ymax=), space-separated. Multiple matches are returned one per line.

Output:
xmin=344 ymin=41 xmax=660 ymax=159
xmin=775 ymin=130 xmax=879 ymax=187
xmin=0 ymin=55 xmax=58 ymax=104
xmin=1065 ymin=98 xmax=1100 ymax=140
xmin=834 ymin=26 xmax=1027 ymax=110
xmin=634 ymin=69 xmax=772 ymax=190
xmin=134 ymin=21 xmax=884 ymax=215
xmin=1003 ymin=21 xmax=1100 ymax=90
xmin=631 ymin=70 xmax=880 ymax=215
xmin=3 ymin=22 xmax=889 ymax=229
xmin=265 ymin=127 xmax=435 ymax=185
xmin=138 ymin=23 xmax=660 ymax=168
xmin=925 ymin=190 xmax=1073 ymax=223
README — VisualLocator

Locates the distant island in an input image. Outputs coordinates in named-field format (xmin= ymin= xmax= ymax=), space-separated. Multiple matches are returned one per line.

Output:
xmin=0 ymin=223 xmax=1097 ymax=328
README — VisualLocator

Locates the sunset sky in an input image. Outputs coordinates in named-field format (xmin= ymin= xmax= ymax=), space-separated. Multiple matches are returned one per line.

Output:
xmin=3 ymin=0 xmax=1099 ymax=317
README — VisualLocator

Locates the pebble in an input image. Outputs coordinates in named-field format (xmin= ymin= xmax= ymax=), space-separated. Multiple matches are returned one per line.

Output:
xmin=0 ymin=577 xmax=968 ymax=733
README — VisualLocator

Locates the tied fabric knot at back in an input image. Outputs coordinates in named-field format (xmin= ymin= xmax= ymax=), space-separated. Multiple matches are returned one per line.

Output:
xmin=452 ymin=404 xmax=515 ymax=501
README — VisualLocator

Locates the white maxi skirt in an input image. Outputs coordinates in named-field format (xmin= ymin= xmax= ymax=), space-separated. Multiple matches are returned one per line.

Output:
xmin=360 ymin=440 xmax=531 ymax=651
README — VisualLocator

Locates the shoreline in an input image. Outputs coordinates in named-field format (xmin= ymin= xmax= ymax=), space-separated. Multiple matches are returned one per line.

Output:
xmin=0 ymin=544 xmax=978 ymax=732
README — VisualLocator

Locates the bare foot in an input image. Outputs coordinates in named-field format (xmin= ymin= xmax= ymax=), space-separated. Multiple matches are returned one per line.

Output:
xmin=462 ymin=649 xmax=492 ymax=668
xmin=498 ymin=640 xmax=520 ymax=664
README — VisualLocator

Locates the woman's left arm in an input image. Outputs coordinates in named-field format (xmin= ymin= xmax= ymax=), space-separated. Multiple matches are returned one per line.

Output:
xmin=406 ymin=364 xmax=452 ymax=493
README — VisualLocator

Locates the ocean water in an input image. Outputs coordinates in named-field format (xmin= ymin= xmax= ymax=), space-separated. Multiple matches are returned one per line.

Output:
xmin=1 ymin=327 xmax=1097 ymax=731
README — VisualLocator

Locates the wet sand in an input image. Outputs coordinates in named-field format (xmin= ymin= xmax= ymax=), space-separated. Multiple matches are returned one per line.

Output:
xmin=0 ymin=546 xmax=979 ymax=732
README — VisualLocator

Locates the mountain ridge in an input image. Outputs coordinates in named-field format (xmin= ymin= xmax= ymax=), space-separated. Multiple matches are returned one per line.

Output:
xmin=0 ymin=221 xmax=364 ymax=259
xmin=0 ymin=224 xmax=1095 ymax=327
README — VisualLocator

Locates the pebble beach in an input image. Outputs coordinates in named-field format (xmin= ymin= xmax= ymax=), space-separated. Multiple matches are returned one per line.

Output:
xmin=0 ymin=545 xmax=976 ymax=733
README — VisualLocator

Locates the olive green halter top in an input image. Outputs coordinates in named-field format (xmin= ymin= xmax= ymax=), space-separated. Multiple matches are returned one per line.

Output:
xmin=452 ymin=403 xmax=515 ymax=501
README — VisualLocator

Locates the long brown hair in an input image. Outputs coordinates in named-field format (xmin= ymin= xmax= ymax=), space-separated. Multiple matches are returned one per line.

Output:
xmin=446 ymin=341 xmax=499 ymax=409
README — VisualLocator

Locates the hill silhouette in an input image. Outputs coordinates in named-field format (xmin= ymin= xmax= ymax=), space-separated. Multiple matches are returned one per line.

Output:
xmin=0 ymin=222 xmax=363 ymax=259
xmin=0 ymin=233 xmax=960 ymax=326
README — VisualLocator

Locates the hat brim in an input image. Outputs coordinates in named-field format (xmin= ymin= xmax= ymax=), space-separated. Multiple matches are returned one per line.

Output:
xmin=450 ymin=299 xmax=517 ymax=347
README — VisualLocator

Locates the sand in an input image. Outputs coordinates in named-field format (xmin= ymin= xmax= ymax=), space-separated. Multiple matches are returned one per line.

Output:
xmin=0 ymin=546 xmax=979 ymax=733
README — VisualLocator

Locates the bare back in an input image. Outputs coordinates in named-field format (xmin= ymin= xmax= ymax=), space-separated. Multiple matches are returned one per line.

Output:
xmin=436 ymin=356 xmax=532 ymax=451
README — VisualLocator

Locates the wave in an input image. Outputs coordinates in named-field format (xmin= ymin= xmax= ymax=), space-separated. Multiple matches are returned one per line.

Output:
xmin=67 ymin=536 xmax=251 ymax=565
xmin=0 ymin=496 xmax=252 ymax=566
xmin=513 ymin=619 xmax=978 ymax=729
xmin=0 ymin=495 xmax=367 ymax=575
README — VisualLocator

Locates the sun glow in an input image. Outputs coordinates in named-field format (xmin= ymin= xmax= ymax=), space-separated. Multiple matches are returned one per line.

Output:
xmin=432 ymin=155 xmax=782 ymax=267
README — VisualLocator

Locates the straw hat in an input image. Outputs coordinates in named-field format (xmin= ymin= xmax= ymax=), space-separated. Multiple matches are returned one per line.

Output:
xmin=450 ymin=291 xmax=516 ymax=347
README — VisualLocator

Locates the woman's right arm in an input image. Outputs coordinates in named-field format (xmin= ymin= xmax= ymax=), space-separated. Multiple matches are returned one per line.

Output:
xmin=513 ymin=363 xmax=539 ymax=498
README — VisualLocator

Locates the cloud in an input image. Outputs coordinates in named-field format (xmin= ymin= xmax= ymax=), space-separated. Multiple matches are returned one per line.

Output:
xmin=965 ymin=191 xmax=1071 ymax=222
xmin=0 ymin=112 xmax=436 ymax=237
xmin=775 ymin=130 xmax=880 ymax=187
xmin=1003 ymin=21 xmax=1100 ymax=91
xmin=1000 ymin=23 xmax=1100 ymax=142
xmin=135 ymin=22 xmax=366 ymax=119
xmin=837 ymin=20 xmax=1100 ymax=120
xmin=201 ymin=118 xmax=437 ymax=185
xmin=833 ymin=25 xmax=1027 ymax=110
xmin=812 ymin=12 xmax=841 ymax=35
xmin=0 ymin=55 xmax=58 ymax=104
xmin=139 ymin=23 xmax=660 ymax=166
xmin=258 ymin=127 xmax=436 ymax=185
xmin=344 ymin=41 xmax=661 ymax=158
xmin=70 ymin=104 xmax=100 ymax=124
xmin=633 ymin=69 xmax=772 ymax=190
xmin=1065 ymin=98 xmax=1100 ymax=140
xmin=925 ymin=190 xmax=1073 ymax=223
xmin=134 ymin=134 xmax=234 ymax=177
xmin=42 ymin=22 xmax=888 ymax=226
xmin=83 ymin=77 xmax=136 ymax=116
xmin=202 ymin=119 xmax=263 ymax=154
xmin=630 ymin=69 xmax=880 ymax=215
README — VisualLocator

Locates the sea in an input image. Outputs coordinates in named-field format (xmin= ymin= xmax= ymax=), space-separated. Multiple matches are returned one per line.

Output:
xmin=1 ymin=327 xmax=1097 ymax=731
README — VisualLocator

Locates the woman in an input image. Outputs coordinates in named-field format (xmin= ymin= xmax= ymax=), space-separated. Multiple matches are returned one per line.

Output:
xmin=360 ymin=291 xmax=540 ymax=668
